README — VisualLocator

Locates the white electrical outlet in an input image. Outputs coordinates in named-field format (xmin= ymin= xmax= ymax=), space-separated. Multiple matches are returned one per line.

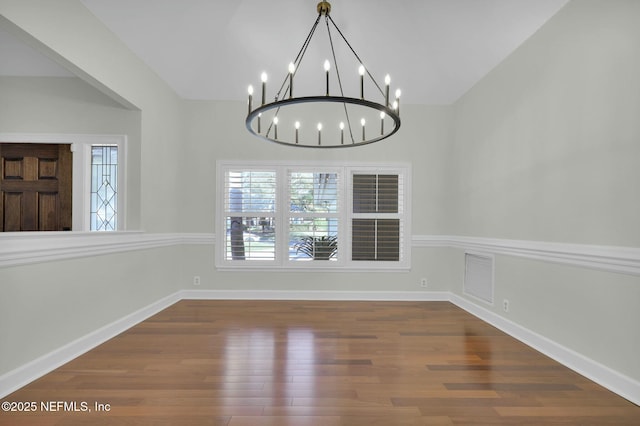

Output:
xmin=420 ymin=278 xmax=427 ymax=287
xmin=193 ymin=276 xmax=201 ymax=286
xmin=503 ymin=299 xmax=509 ymax=312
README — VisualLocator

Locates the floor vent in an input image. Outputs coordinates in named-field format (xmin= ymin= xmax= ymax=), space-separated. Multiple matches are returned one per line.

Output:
xmin=464 ymin=252 xmax=494 ymax=304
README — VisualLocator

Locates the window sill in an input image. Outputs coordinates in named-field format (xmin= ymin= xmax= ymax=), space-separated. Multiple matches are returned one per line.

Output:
xmin=215 ymin=263 xmax=411 ymax=273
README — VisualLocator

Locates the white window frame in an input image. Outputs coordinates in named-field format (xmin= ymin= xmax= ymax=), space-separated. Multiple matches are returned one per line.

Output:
xmin=348 ymin=166 xmax=408 ymax=267
xmin=0 ymin=133 xmax=127 ymax=231
xmin=223 ymin=166 xmax=278 ymax=266
xmin=284 ymin=165 xmax=343 ymax=268
xmin=216 ymin=160 xmax=411 ymax=271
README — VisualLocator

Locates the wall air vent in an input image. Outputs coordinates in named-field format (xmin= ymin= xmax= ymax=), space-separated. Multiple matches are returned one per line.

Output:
xmin=464 ymin=252 xmax=494 ymax=304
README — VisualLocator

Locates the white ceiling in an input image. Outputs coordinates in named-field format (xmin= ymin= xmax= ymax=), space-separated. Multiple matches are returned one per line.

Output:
xmin=2 ymin=0 xmax=570 ymax=105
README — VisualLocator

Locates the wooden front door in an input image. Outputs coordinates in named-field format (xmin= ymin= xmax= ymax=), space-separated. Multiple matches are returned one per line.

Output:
xmin=0 ymin=143 xmax=72 ymax=231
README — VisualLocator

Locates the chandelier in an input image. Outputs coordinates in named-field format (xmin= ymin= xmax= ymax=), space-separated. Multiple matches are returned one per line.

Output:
xmin=245 ymin=1 xmax=401 ymax=148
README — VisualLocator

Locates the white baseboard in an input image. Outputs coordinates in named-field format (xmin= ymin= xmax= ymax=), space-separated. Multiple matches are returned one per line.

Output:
xmin=0 ymin=291 xmax=182 ymax=399
xmin=449 ymin=293 xmax=640 ymax=406
xmin=2 ymin=290 xmax=638 ymax=407
xmin=181 ymin=289 xmax=450 ymax=301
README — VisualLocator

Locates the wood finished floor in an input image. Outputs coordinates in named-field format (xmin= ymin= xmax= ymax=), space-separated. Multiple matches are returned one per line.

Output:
xmin=1 ymin=300 xmax=638 ymax=425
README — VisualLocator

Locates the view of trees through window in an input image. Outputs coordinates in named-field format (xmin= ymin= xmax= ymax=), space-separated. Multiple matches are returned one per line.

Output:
xmin=288 ymin=172 xmax=338 ymax=260
xmin=224 ymin=170 xmax=339 ymax=261
xmin=226 ymin=171 xmax=276 ymax=260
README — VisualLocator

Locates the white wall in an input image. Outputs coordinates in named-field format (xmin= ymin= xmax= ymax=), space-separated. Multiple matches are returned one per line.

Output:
xmin=452 ymin=0 xmax=639 ymax=245
xmin=0 ymin=246 xmax=183 ymax=374
xmin=451 ymin=0 xmax=640 ymax=381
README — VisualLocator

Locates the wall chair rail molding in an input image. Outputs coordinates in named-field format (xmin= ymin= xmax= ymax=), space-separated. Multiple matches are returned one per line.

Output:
xmin=0 ymin=232 xmax=213 ymax=268
xmin=4 ymin=233 xmax=637 ymax=273
xmin=413 ymin=235 xmax=640 ymax=276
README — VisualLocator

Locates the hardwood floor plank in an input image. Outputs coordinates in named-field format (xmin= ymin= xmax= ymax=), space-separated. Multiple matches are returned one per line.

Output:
xmin=2 ymin=300 xmax=638 ymax=425
xmin=444 ymin=383 xmax=582 ymax=391
xmin=227 ymin=416 xmax=342 ymax=426
xmin=262 ymin=405 xmax=422 ymax=416
xmin=495 ymin=406 xmax=640 ymax=417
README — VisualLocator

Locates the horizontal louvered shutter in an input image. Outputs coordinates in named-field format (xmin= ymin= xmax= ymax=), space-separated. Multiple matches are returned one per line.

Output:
xmin=223 ymin=170 xmax=276 ymax=260
xmin=352 ymin=173 xmax=401 ymax=261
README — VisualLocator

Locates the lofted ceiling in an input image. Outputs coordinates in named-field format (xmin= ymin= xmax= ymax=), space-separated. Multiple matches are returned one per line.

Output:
xmin=1 ymin=0 xmax=570 ymax=105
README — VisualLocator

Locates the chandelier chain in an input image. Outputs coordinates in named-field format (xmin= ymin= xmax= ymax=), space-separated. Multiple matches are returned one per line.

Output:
xmin=275 ymin=14 xmax=322 ymax=101
xmin=327 ymin=14 xmax=385 ymax=99
xmin=325 ymin=15 xmax=355 ymax=144
xmin=267 ymin=13 xmax=323 ymax=139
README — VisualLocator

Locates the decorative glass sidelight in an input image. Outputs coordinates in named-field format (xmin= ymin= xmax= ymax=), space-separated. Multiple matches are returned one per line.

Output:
xmin=90 ymin=146 xmax=118 ymax=231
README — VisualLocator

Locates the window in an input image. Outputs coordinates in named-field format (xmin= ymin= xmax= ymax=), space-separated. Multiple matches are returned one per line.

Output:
xmin=352 ymin=174 xmax=401 ymax=261
xmin=73 ymin=138 xmax=125 ymax=232
xmin=288 ymin=170 xmax=340 ymax=262
xmin=90 ymin=145 xmax=118 ymax=231
xmin=223 ymin=169 xmax=276 ymax=260
xmin=217 ymin=161 xmax=410 ymax=270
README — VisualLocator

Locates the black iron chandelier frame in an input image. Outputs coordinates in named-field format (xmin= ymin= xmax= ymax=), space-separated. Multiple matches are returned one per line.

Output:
xmin=245 ymin=1 xmax=401 ymax=148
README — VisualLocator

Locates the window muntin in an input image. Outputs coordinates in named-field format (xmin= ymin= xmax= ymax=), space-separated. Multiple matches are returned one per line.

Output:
xmin=217 ymin=162 xmax=409 ymax=270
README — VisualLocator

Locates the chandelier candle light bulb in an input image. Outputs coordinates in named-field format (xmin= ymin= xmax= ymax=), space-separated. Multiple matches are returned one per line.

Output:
xmin=385 ymin=74 xmax=391 ymax=106
xmin=339 ymin=122 xmax=345 ymax=144
xmin=247 ymin=85 xmax=253 ymax=115
xmin=288 ymin=62 xmax=295 ymax=98
xmin=361 ymin=118 xmax=366 ymax=141
xmin=317 ymin=123 xmax=323 ymax=145
xmin=273 ymin=116 xmax=279 ymax=139
xmin=295 ymin=121 xmax=300 ymax=144
xmin=324 ymin=60 xmax=331 ymax=95
xmin=359 ymin=65 xmax=365 ymax=99
xmin=380 ymin=111 xmax=385 ymax=135
xmin=261 ymin=72 xmax=267 ymax=105
xmin=395 ymin=88 xmax=401 ymax=115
